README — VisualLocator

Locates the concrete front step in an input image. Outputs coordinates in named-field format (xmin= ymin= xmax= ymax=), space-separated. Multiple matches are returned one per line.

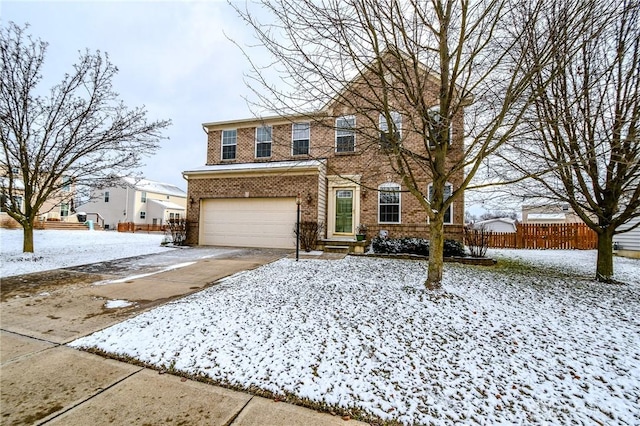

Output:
xmin=318 ymin=239 xmax=368 ymax=254
xmin=323 ymin=245 xmax=350 ymax=253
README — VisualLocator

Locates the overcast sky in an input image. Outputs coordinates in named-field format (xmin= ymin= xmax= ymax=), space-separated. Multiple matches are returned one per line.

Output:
xmin=2 ymin=0 xmax=260 ymax=191
xmin=2 ymin=1 xmax=496 ymax=216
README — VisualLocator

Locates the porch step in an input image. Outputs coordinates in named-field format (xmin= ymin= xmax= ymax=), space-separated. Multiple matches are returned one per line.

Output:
xmin=324 ymin=245 xmax=350 ymax=253
xmin=319 ymin=239 xmax=368 ymax=254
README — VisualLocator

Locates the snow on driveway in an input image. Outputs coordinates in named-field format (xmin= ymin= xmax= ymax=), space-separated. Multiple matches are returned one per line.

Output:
xmin=70 ymin=252 xmax=640 ymax=425
xmin=0 ymin=229 xmax=170 ymax=277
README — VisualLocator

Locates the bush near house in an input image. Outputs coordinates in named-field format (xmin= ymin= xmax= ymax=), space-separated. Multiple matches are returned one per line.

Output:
xmin=371 ymin=236 xmax=466 ymax=257
xmin=295 ymin=221 xmax=324 ymax=252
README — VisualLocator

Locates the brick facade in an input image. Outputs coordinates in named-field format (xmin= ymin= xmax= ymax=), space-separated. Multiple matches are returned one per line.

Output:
xmin=185 ymin=71 xmax=466 ymax=246
xmin=185 ymin=172 xmax=321 ymax=245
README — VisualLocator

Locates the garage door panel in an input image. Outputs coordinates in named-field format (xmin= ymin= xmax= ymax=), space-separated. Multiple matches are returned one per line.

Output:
xmin=201 ymin=198 xmax=297 ymax=249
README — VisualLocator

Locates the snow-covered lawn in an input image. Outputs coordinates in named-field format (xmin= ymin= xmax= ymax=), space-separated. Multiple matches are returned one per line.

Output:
xmin=70 ymin=251 xmax=640 ymax=425
xmin=0 ymin=229 xmax=169 ymax=277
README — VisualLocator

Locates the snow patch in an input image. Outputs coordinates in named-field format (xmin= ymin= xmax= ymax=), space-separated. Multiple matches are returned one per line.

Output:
xmin=70 ymin=251 xmax=640 ymax=425
xmin=96 ymin=261 xmax=197 ymax=285
xmin=104 ymin=299 xmax=135 ymax=309
xmin=0 ymin=229 xmax=172 ymax=278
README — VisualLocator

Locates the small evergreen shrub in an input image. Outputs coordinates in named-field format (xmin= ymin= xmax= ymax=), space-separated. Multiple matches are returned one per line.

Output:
xmin=371 ymin=236 xmax=466 ymax=257
xmin=443 ymin=239 xmax=466 ymax=257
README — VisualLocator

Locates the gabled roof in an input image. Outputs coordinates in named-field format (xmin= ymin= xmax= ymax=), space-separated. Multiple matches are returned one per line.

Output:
xmin=201 ymin=50 xmax=472 ymax=130
xmin=121 ymin=177 xmax=186 ymax=198
xmin=322 ymin=49 xmax=473 ymax=112
xmin=148 ymin=199 xmax=185 ymax=211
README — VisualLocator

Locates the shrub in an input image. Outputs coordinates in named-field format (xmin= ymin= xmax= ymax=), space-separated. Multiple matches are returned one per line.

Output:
xmin=294 ymin=221 xmax=324 ymax=252
xmin=166 ymin=219 xmax=187 ymax=246
xmin=443 ymin=239 xmax=466 ymax=257
xmin=464 ymin=226 xmax=491 ymax=257
xmin=371 ymin=236 xmax=466 ymax=257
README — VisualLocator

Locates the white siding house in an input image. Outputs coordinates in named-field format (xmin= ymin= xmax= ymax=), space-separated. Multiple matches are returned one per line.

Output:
xmin=614 ymin=217 xmax=640 ymax=259
xmin=472 ymin=218 xmax=517 ymax=233
xmin=522 ymin=204 xmax=584 ymax=224
xmin=79 ymin=177 xmax=187 ymax=230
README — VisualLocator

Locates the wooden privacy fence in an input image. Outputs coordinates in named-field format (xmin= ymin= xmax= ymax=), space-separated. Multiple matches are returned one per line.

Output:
xmin=479 ymin=223 xmax=598 ymax=249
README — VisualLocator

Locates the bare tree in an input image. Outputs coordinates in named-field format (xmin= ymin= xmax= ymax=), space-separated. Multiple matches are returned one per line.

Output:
xmin=497 ymin=0 xmax=640 ymax=282
xmin=232 ymin=0 xmax=571 ymax=289
xmin=1 ymin=22 xmax=171 ymax=252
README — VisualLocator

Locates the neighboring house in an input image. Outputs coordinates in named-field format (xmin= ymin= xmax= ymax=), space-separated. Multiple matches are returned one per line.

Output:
xmin=522 ymin=204 xmax=584 ymax=224
xmin=472 ymin=218 xmax=517 ymax=233
xmin=613 ymin=217 xmax=640 ymax=259
xmin=38 ymin=175 xmax=77 ymax=222
xmin=0 ymin=175 xmax=24 ymax=228
xmin=79 ymin=177 xmax=187 ymax=230
xmin=1 ymin=169 xmax=76 ymax=226
xmin=183 ymin=62 xmax=465 ymax=249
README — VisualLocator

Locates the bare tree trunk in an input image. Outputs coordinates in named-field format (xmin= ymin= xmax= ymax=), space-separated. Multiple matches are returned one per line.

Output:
xmin=427 ymin=217 xmax=444 ymax=290
xmin=595 ymin=229 xmax=614 ymax=283
xmin=22 ymin=220 xmax=34 ymax=253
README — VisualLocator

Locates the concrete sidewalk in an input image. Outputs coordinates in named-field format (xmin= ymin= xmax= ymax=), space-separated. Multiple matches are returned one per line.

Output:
xmin=1 ymin=250 xmax=367 ymax=425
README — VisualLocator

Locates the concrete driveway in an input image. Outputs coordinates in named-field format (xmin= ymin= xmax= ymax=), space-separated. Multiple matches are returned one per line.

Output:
xmin=1 ymin=247 xmax=366 ymax=425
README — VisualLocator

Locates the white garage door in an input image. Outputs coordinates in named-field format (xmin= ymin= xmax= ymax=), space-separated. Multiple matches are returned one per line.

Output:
xmin=200 ymin=198 xmax=297 ymax=249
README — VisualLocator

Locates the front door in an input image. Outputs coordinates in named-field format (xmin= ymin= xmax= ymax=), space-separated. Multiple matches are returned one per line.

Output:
xmin=335 ymin=190 xmax=353 ymax=234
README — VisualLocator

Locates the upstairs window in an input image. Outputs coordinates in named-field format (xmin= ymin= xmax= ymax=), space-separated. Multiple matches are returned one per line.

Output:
xmin=427 ymin=106 xmax=452 ymax=149
xmin=336 ymin=116 xmax=355 ymax=152
xmin=378 ymin=183 xmax=401 ymax=223
xmin=256 ymin=126 xmax=272 ymax=158
xmin=2 ymin=195 xmax=22 ymax=212
xmin=61 ymin=176 xmax=71 ymax=192
xmin=379 ymin=111 xmax=402 ymax=149
xmin=104 ymin=191 xmax=110 ymax=203
xmin=428 ymin=182 xmax=453 ymax=224
xmin=292 ymin=123 xmax=310 ymax=155
xmin=141 ymin=191 xmax=147 ymax=203
xmin=140 ymin=211 xmax=146 ymax=219
xmin=222 ymin=129 xmax=237 ymax=160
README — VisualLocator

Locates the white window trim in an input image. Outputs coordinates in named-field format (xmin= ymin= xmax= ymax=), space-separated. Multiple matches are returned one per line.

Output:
xmin=221 ymin=129 xmax=237 ymax=160
xmin=427 ymin=182 xmax=454 ymax=224
xmin=378 ymin=182 xmax=401 ymax=224
xmin=291 ymin=122 xmax=310 ymax=156
xmin=335 ymin=115 xmax=356 ymax=153
xmin=255 ymin=126 xmax=273 ymax=158
xmin=379 ymin=111 xmax=402 ymax=137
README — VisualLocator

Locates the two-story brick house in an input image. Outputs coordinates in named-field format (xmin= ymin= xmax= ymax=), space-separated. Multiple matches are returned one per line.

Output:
xmin=183 ymin=69 xmax=465 ymax=249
